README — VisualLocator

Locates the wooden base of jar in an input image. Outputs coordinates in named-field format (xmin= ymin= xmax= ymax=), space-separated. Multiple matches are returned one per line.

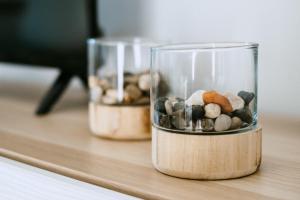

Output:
xmin=152 ymin=126 xmax=262 ymax=180
xmin=89 ymin=103 xmax=151 ymax=140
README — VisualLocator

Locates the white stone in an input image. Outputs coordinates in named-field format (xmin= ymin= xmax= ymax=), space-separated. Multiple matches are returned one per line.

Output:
xmin=138 ymin=74 xmax=151 ymax=91
xmin=204 ymin=103 xmax=221 ymax=119
xmin=224 ymin=92 xmax=245 ymax=111
xmin=164 ymin=99 xmax=173 ymax=115
xmin=185 ymin=90 xmax=206 ymax=106
xmin=138 ymin=73 xmax=160 ymax=91
xmin=214 ymin=114 xmax=232 ymax=132
xmin=106 ymin=89 xmax=118 ymax=99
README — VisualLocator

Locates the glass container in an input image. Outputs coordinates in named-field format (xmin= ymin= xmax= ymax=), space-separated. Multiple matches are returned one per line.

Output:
xmin=88 ymin=38 xmax=157 ymax=140
xmin=151 ymin=43 xmax=261 ymax=179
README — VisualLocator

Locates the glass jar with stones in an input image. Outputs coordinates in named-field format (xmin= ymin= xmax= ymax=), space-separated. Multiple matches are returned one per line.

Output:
xmin=151 ymin=43 xmax=262 ymax=180
xmin=88 ymin=38 xmax=158 ymax=140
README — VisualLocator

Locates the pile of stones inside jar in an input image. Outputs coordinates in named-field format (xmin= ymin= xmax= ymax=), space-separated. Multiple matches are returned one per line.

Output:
xmin=153 ymin=90 xmax=255 ymax=132
xmin=89 ymin=71 xmax=164 ymax=105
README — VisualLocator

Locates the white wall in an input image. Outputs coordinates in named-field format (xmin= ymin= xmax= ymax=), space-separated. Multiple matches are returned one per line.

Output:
xmin=99 ymin=0 xmax=300 ymax=117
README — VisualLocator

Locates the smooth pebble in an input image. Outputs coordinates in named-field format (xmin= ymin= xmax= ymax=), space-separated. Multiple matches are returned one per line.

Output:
xmin=230 ymin=116 xmax=242 ymax=129
xmin=185 ymin=90 xmax=205 ymax=106
xmin=238 ymin=91 xmax=255 ymax=105
xmin=138 ymin=74 xmax=151 ymax=91
xmin=204 ymin=103 xmax=221 ymax=118
xmin=224 ymin=92 xmax=245 ymax=111
xmin=125 ymin=84 xmax=142 ymax=101
xmin=201 ymin=118 xmax=215 ymax=131
xmin=233 ymin=106 xmax=253 ymax=123
xmin=154 ymin=97 xmax=168 ymax=114
xmin=214 ymin=114 xmax=232 ymax=131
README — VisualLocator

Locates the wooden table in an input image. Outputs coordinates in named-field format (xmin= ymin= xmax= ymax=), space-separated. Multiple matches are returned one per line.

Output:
xmin=0 ymin=74 xmax=299 ymax=200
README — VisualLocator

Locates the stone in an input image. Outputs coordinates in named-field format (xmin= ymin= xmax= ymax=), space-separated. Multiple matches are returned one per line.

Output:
xmin=105 ymin=89 xmax=118 ymax=99
xmin=171 ymin=112 xmax=186 ymax=129
xmin=233 ymin=106 xmax=253 ymax=124
xmin=214 ymin=114 xmax=232 ymax=132
xmin=135 ymin=96 xmax=150 ymax=105
xmin=185 ymin=90 xmax=206 ymax=106
xmin=101 ymin=95 xmax=118 ymax=105
xmin=193 ymin=120 xmax=202 ymax=130
xmin=186 ymin=105 xmax=205 ymax=122
xmin=125 ymin=84 xmax=142 ymax=101
xmin=230 ymin=116 xmax=242 ymax=130
xmin=159 ymin=113 xmax=172 ymax=128
xmin=238 ymin=91 xmax=255 ymax=105
xmin=203 ymin=91 xmax=233 ymax=113
xmin=124 ymin=74 xmax=139 ymax=84
xmin=173 ymin=101 xmax=185 ymax=112
xmin=224 ymin=92 xmax=245 ymax=111
xmin=204 ymin=103 xmax=221 ymax=119
xmin=90 ymin=86 xmax=103 ymax=102
xmin=98 ymin=79 xmax=111 ymax=91
xmin=123 ymin=91 xmax=133 ymax=104
xmin=201 ymin=118 xmax=215 ymax=132
xmin=138 ymin=74 xmax=151 ymax=91
xmin=154 ymin=97 xmax=168 ymax=114
xmin=241 ymin=122 xmax=250 ymax=128
xmin=164 ymin=99 xmax=173 ymax=115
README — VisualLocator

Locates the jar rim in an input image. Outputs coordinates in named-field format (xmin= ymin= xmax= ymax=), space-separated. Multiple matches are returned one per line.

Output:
xmin=88 ymin=37 xmax=159 ymax=47
xmin=152 ymin=42 xmax=259 ymax=52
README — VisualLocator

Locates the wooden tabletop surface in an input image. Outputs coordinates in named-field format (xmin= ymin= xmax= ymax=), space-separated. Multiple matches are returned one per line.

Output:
xmin=0 ymin=75 xmax=299 ymax=200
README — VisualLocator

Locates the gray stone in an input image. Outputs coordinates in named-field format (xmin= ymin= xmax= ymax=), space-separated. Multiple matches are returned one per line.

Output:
xmin=204 ymin=103 xmax=221 ymax=119
xmin=238 ymin=91 xmax=255 ymax=105
xmin=214 ymin=114 xmax=232 ymax=132
xmin=233 ymin=106 xmax=253 ymax=123
xmin=154 ymin=97 xmax=168 ymax=114
xmin=159 ymin=113 xmax=172 ymax=128
xmin=241 ymin=122 xmax=250 ymax=128
xmin=173 ymin=101 xmax=185 ymax=112
xmin=230 ymin=117 xmax=242 ymax=130
xmin=186 ymin=105 xmax=205 ymax=122
xmin=201 ymin=118 xmax=215 ymax=132
xmin=171 ymin=113 xmax=186 ymax=129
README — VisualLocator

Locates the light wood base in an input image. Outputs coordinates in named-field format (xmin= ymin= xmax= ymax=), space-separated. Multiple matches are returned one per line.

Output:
xmin=89 ymin=103 xmax=151 ymax=140
xmin=152 ymin=126 xmax=262 ymax=180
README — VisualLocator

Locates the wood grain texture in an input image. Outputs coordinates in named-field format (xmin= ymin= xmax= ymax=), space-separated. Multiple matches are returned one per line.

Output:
xmin=0 ymin=76 xmax=300 ymax=200
xmin=152 ymin=126 xmax=262 ymax=180
xmin=89 ymin=103 xmax=151 ymax=140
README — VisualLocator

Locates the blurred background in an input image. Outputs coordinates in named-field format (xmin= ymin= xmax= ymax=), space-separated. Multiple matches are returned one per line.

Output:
xmin=1 ymin=0 xmax=300 ymax=117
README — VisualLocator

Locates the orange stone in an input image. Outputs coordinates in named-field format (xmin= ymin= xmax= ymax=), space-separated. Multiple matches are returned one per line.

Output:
xmin=203 ymin=91 xmax=233 ymax=113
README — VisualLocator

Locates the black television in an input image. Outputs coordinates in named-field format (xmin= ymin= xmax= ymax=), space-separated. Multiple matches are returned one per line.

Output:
xmin=0 ymin=0 xmax=101 ymax=115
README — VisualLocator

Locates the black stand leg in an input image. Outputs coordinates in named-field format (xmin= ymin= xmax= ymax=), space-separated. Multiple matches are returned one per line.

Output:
xmin=35 ymin=71 xmax=72 ymax=115
xmin=78 ymin=74 xmax=88 ymax=90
